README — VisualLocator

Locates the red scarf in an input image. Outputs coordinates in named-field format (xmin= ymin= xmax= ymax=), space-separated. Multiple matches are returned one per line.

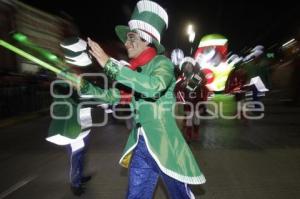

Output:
xmin=128 ymin=47 xmax=157 ymax=70
xmin=120 ymin=47 xmax=157 ymax=104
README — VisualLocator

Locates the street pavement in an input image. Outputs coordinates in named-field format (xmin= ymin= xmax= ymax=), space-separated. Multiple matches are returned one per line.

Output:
xmin=0 ymin=103 xmax=300 ymax=199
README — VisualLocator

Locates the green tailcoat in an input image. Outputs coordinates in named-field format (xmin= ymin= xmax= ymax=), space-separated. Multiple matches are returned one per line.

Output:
xmin=81 ymin=55 xmax=206 ymax=184
xmin=48 ymin=97 xmax=81 ymax=138
xmin=47 ymin=88 xmax=91 ymax=145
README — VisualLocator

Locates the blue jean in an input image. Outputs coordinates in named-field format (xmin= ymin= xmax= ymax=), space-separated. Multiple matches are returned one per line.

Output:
xmin=127 ymin=136 xmax=194 ymax=199
xmin=67 ymin=136 xmax=89 ymax=187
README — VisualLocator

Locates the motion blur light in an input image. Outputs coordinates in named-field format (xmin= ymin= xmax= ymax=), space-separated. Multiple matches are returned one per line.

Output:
xmin=282 ymin=38 xmax=296 ymax=48
xmin=0 ymin=39 xmax=80 ymax=84
xmin=187 ymin=24 xmax=193 ymax=35
xmin=12 ymin=33 xmax=28 ymax=43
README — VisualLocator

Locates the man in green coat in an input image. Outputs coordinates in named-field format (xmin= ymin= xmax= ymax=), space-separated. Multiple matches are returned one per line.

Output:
xmin=47 ymin=83 xmax=92 ymax=196
xmin=79 ymin=0 xmax=206 ymax=198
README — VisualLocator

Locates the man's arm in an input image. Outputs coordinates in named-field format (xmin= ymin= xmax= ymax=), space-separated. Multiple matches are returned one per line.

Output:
xmin=79 ymin=80 xmax=121 ymax=104
xmin=104 ymin=57 xmax=174 ymax=98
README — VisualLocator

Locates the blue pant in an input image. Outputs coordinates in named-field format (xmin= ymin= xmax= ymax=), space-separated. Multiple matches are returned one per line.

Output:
xmin=67 ymin=136 xmax=89 ymax=187
xmin=127 ymin=136 xmax=194 ymax=199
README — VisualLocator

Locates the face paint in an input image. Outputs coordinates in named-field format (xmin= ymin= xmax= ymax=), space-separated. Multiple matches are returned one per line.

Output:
xmin=125 ymin=32 xmax=148 ymax=58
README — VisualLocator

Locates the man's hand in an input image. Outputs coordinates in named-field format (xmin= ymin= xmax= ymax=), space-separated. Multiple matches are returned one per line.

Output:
xmin=87 ymin=37 xmax=109 ymax=67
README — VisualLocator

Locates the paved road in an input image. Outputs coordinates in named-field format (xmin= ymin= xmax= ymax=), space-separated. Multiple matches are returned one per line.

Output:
xmin=0 ymin=104 xmax=300 ymax=199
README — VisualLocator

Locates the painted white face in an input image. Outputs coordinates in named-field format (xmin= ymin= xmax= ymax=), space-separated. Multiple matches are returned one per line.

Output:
xmin=125 ymin=32 xmax=149 ymax=58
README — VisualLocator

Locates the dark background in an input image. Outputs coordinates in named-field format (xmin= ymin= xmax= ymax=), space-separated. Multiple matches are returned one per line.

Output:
xmin=17 ymin=0 xmax=300 ymax=54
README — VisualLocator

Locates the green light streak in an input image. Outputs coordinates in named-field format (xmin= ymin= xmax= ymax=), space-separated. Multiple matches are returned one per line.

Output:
xmin=12 ymin=32 xmax=28 ymax=43
xmin=46 ymin=54 xmax=59 ymax=61
xmin=0 ymin=39 xmax=80 ymax=84
xmin=12 ymin=32 xmax=64 ymax=68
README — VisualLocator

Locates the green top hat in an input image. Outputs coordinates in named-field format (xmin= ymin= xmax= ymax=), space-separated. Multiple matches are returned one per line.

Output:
xmin=115 ymin=0 xmax=168 ymax=54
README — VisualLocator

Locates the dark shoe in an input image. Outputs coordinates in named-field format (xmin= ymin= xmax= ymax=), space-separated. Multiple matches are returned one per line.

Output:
xmin=71 ymin=185 xmax=85 ymax=196
xmin=81 ymin=175 xmax=92 ymax=184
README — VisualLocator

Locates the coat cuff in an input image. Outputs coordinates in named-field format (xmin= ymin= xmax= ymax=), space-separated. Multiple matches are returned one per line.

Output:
xmin=103 ymin=58 xmax=123 ymax=80
xmin=80 ymin=79 xmax=89 ymax=94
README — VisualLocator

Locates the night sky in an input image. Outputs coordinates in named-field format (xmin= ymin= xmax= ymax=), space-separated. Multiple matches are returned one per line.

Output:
xmin=20 ymin=0 xmax=300 ymax=55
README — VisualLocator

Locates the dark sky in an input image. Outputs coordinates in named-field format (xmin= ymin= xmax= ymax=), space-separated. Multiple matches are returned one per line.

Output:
xmin=20 ymin=0 xmax=300 ymax=55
